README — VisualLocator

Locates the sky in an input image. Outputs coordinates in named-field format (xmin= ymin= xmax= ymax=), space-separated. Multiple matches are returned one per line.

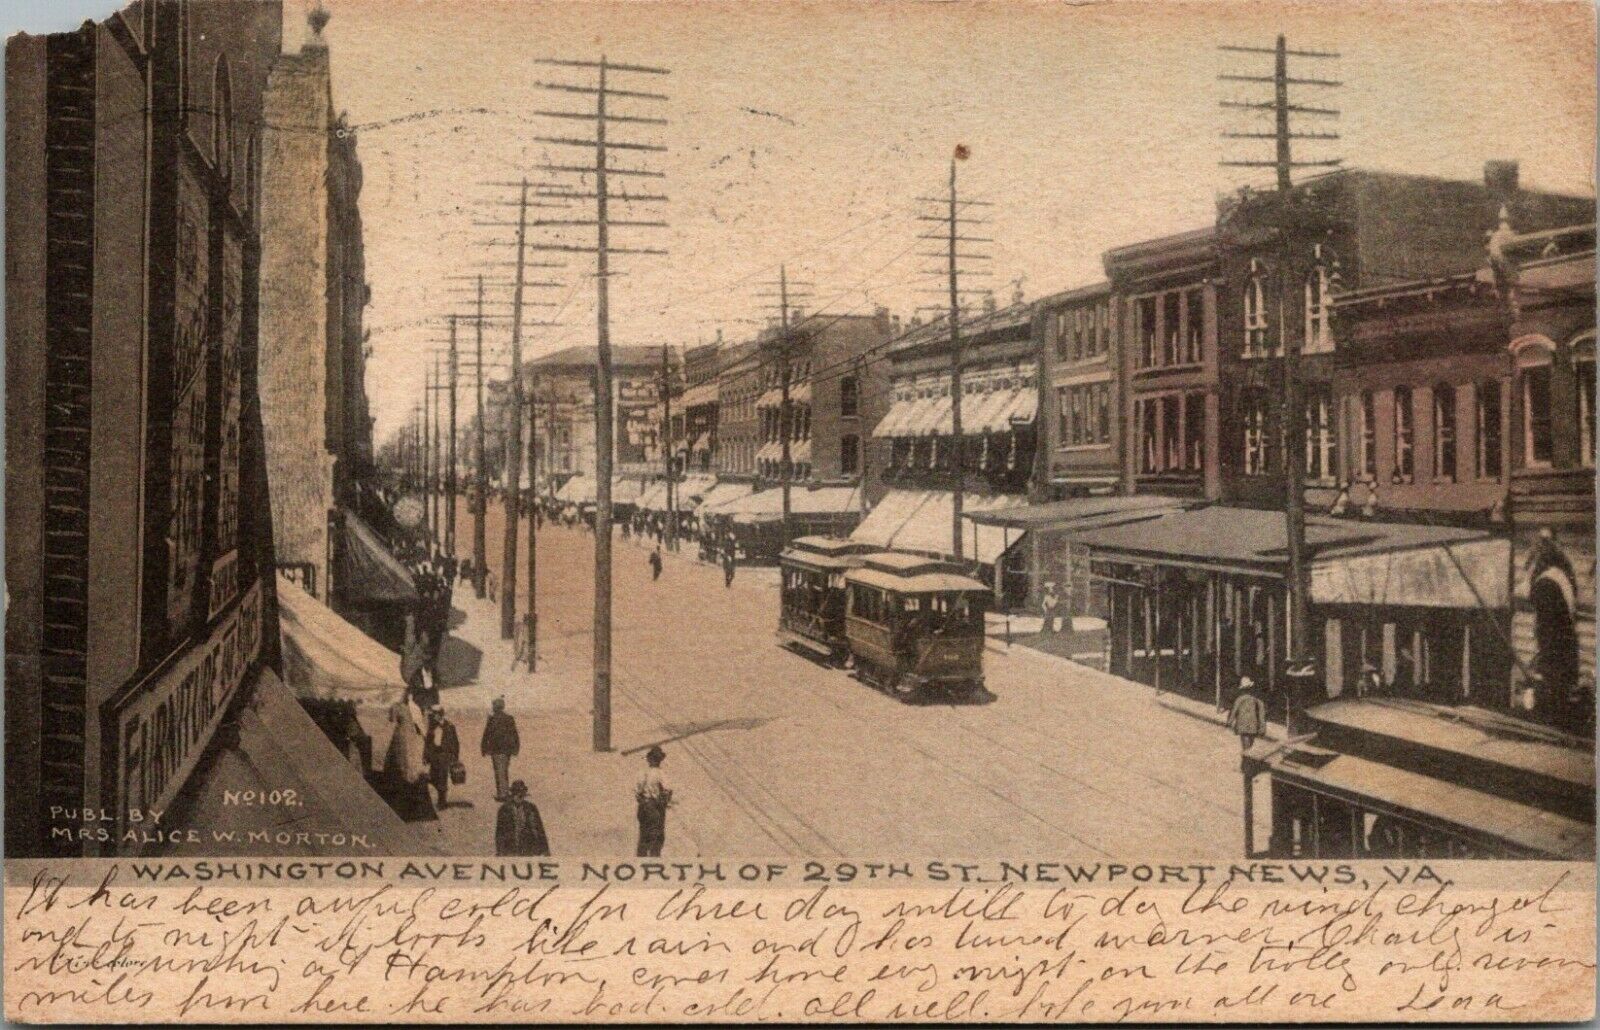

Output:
xmin=264 ymin=0 xmax=1597 ymax=443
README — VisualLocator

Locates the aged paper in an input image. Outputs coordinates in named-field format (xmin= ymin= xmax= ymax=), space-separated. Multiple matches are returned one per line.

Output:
xmin=4 ymin=0 xmax=1596 ymax=1023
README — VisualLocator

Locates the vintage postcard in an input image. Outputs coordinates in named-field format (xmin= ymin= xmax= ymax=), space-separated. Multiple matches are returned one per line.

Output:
xmin=3 ymin=0 xmax=1596 ymax=1022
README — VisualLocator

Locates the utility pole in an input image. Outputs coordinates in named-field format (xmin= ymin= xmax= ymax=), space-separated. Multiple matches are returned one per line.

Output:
xmin=756 ymin=266 xmax=815 ymax=534
xmin=473 ymin=278 xmax=487 ymax=596
xmin=423 ymin=370 xmax=435 ymax=541
xmin=660 ymin=343 xmax=677 ymax=551
xmin=446 ymin=315 xmax=459 ymax=558
xmin=524 ymin=368 xmax=540 ymax=670
xmin=1221 ymin=35 xmax=1341 ymax=732
xmin=425 ymin=352 xmax=452 ymax=551
xmin=917 ymin=155 xmax=993 ymax=562
xmin=535 ymin=55 xmax=670 ymax=753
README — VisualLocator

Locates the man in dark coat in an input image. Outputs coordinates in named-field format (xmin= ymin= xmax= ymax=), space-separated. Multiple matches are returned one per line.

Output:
xmin=481 ymin=697 xmax=521 ymax=801
xmin=722 ymin=547 xmax=736 ymax=588
xmin=425 ymin=707 xmax=461 ymax=808
xmin=648 ymin=547 xmax=663 ymax=581
xmin=496 ymin=780 xmax=550 ymax=856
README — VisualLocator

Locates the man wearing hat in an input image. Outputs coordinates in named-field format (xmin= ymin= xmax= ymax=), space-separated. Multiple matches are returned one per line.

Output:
xmin=495 ymin=781 xmax=550 ymax=856
xmin=635 ymin=745 xmax=674 ymax=857
xmin=425 ymin=707 xmax=461 ymax=809
xmin=1227 ymin=676 xmax=1268 ymax=753
xmin=481 ymin=697 xmax=521 ymax=801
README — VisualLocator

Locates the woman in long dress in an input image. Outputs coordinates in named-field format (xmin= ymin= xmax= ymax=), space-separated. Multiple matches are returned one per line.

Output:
xmin=382 ymin=698 xmax=430 ymax=819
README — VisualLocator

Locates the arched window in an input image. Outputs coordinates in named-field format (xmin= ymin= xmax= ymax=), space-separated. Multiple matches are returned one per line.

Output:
xmin=1512 ymin=336 xmax=1555 ymax=468
xmin=1572 ymin=333 xmax=1594 ymax=468
xmin=1244 ymin=258 xmax=1270 ymax=357
xmin=1304 ymin=244 xmax=1337 ymax=354
xmin=212 ymin=56 xmax=234 ymax=183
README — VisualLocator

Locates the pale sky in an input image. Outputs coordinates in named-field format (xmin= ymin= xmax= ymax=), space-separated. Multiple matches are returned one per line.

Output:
xmin=274 ymin=0 xmax=1597 ymax=441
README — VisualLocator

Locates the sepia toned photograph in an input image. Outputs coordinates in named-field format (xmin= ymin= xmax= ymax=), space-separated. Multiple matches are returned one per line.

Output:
xmin=1 ymin=0 xmax=1596 ymax=1023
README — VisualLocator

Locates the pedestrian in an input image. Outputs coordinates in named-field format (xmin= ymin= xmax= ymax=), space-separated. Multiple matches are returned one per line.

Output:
xmin=722 ymin=547 xmax=736 ymax=588
xmin=485 ymin=568 xmax=498 ymax=602
xmin=481 ymin=697 xmax=521 ymax=801
xmin=400 ymin=629 xmax=429 ymax=695
xmin=635 ymin=745 xmax=673 ymax=857
xmin=425 ymin=707 xmax=461 ymax=809
xmin=1041 ymin=581 xmax=1061 ymax=634
xmin=649 ymin=547 xmax=663 ymax=582
xmin=495 ymin=780 xmax=550 ymax=856
xmin=382 ymin=696 xmax=431 ymax=820
xmin=1355 ymin=660 xmax=1382 ymax=698
xmin=1227 ymin=676 xmax=1268 ymax=753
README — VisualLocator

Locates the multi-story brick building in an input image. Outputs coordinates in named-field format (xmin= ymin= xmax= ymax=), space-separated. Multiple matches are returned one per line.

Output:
xmin=6 ymin=0 xmax=290 ymax=856
xmin=714 ymin=338 xmax=762 ymax=481
xmin=1036 ymin=282 xmax=1122 ymax=496
xmin=258 ymin=6 xmax=388 ymax=615
xmin=1104 ymin=227 xmax=1222 ymax=500
xmin=524 ymin=343 xmax=671 ymax=487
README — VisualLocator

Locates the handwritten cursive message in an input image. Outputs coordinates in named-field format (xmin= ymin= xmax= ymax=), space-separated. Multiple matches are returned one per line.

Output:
xmin=5 ymin=861 xmax=1594 ymax=1023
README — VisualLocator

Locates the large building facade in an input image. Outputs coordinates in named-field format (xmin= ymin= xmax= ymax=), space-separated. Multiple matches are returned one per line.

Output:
xmin=5 ymin=0 xmax=284 ymax=856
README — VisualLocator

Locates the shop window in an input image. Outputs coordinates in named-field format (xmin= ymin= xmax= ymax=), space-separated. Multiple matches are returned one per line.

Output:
xmin=1432 ymin=384 xmax=1457 ymax=482
xmin=1516 ymin=341 xmax=1553 ymax=467
xmin=840 ymin=434 xmax=860 ymax=475
xmin=1392 ymin=385 xmax=1414 ymax=482
xmin=840 ymin=375 xmax=859 ymax=417
xmin=1475 ymin=381 xmax=1502 ymax=480
xmin=1574 ymin=337 xmax=1595 ymax=468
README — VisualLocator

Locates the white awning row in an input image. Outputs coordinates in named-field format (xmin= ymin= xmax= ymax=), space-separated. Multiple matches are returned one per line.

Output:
xmin=850 ymin=489 xmax=1030 ymax=566
xmin=872 ymin=375 xmax=1037 ymax=439
xmin=756 ymin=381 xmax=813 ymax=408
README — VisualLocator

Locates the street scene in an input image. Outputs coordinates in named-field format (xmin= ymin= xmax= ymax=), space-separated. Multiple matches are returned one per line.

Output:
xmin=3 ymin=0 xmax=1595 ymax=864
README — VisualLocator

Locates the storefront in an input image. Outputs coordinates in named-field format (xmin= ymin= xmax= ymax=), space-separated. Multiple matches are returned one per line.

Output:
xmin=701 ymin=484 xmax=866 ymax=562
xmin=1074 ymin=506 xmax=1511 ymax=714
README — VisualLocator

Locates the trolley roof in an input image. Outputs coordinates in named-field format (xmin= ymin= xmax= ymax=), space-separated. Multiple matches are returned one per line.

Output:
xmin=780 ymin=545 xmax=872 ymax=572
xmin=845 ymin=566 xmax=989 ymax=595
xmin=858 ymin=551 xmax=971 ymax=578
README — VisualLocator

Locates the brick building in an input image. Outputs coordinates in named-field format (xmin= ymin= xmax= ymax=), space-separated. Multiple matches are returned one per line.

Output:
xmin=714 ymin=338 xmax=762 ymax=481
xmin=6 ymin=0 xmax=286 ymax=856
xmin=1036 ymin=281 xmax=1122 ymax=496
xmin=524 ymin=343 xmax=671 ymax=488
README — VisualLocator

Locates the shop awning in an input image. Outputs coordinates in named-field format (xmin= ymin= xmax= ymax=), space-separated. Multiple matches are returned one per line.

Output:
xmin=873 ymin=399 xmax=918 ymax=438
xmin=1002 ymin=387 xmax=1038 ymax=426
xmin=791 ymin=438 xmax=812 ymax=464
xmin=1073 ymin=505 xmax=1508 ymax=608
xmin=1263 ymin=745 xmax=1592 ymax=860
xmin=921 ymin=394 xmax=955 ymax=435
xmin=691 ymin=432 xmax=712 ymax=453
xmin=158 ymin=668 xmax=437 ymax=856
xmin=613 ymin=478 xmax=645 ymax=504
xmin=681 ymin=381 xmax=719 ymax=408
xmin=851 ymin=488 xmax=1027 ymax=565
xmin=556 ymin=476 xmax=597 ymax=504
xmin=757 ymin=387 xmax=783 ymax=408
xmin=964 ymin=494 xmax=1187 ymax=531
xmin=337 ymin=510 xmax=419 ymax=605
xmin=966 ymin=386 xmax=1018 ymax=434
xmin=716 ymin=484 xmax=865 ymax=521
xmin=791 ymin=381 xmax=812 ymax=404
xmin=697 ymin=481 xmax=755 ymax=512
xmin=756 ymin=441 xmax=782 ymax=463
xmin=278 ymin=574 xmax=405 ymax=707
xmin=636 ymin=482 xmax=669 ymax=511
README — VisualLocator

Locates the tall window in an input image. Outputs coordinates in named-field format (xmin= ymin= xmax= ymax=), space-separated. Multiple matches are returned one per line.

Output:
xmin=1393 ymin=385 xmax=1414 ymax=481
xmin=1053 ymin=312 xmax=1069 ymax=361
xmin=1185 ymin=391 xmax=1206 ymax=470
xmin=1359 ymin=390 xmax=1377 ymax=479
xmin=1183 ymin=288 xmax=1204 ymax=364
xmin=840 ymin=375 xmax=859 ymax=417
xmin=1244 ymin=259 xmax=1270 ymax=357
xmin=1575 ymin=338 xmax=1595 ymax=468
xmin=1098 ymin=383 xmax=1112 ymax=443
xmin=1432 ymin=384 xmax=1457 ymax=482
xmin=1242 ymin=390 xmax=1272 ymax=475
xmin=1139 ymin=399 xmax=1158 ymax=473
xmin=1137 ymin=296 xmax=1158 ymax=368
xmin=1517 ymin=342 xmax=1554 ymax=467
xmin=1055 ymin=385 xmax=1070 ymax=443
xmin=1163 ymin=292 xmax=1181 ymax=366
xmin=1305 ymin=386 xmax=1337 ymax=481
xmin=1094 ymin=301 xmax=1109 ymax=356
xmin=1303 ymin=244 xmax=1335 ymax=354
xmin=1162 ymin=395 xmax=1182 ymax=469
xmin=1476 ymin=380 xmax=1502 ymax=480
xmin=840 ymin=433 xmax=860 ymax=474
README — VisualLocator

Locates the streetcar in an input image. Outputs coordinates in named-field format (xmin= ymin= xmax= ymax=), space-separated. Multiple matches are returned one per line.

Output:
xmin=843 ymin=552 xmax=989 ymax=701
xmin=776 ymin=536 xmax=878 ymax=662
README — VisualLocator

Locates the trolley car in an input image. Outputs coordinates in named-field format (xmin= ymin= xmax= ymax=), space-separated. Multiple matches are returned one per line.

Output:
xmin=843 ymin=552 xmax=989 ymax=700
xmin=776 ymin=536 xmax=878 ymax=662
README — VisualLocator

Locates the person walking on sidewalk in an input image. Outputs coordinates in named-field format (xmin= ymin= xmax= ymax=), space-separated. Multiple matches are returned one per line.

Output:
xmin=648 ymin=546 xmax=663 ymax=582
xmin=1041 ymin=581 xmax=1062 ymax=634
xmin=635 ymin=745 xmax=674 ymax=857
xmin=482 ymin=697 xmax=521 ymax=801
xmin=722 ymin=546 xmax=736 ymax=588
xmin=425 ymin=707 xmax=461 ymax=808
xmin=1227 ymin=677 xmax=1268 ymax=753
xmin=495 ymin=781 xmax=550 ymax=856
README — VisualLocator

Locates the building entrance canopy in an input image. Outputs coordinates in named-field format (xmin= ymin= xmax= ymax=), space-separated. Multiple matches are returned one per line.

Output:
xmin=278 ymin=573 xmax=405 ymax=707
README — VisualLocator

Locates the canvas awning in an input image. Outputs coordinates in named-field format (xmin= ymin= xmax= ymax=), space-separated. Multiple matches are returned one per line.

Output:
xmin=158 ymin=668 xmax=437 ymax=856
xmin=757 ymin=387 xmax=783 ymax=408
xmin=636 ymin=482 xmax=669 ymax=511
xmin=850 ymin=488 xmax=1027 ymax=565
xmin=277 ymin=574 xmax=405 ymax=707
xmin=1073 ymin=505 xmax=1508 ymax=608
xmin=756 ymin=441 xmax=782 ymax=463
xmin=714 ymin=484 xmax=865 ymax=522
xmin=697 ymin=481 xmax=754 ymax=512
xmin=612 ymin=478 xmax=645 ymax=504
xmin=791 ymin=438 xmax=812 ymax=464
xmin=337 ymin=510 xmax=419 ymax=606
xmin=873 ymin=398 xmax=918 ymax=438
xmin=965 ymin=386 xmax=1019 ymax=434
xmin=681 ymin=381 xmax=719 ymax=408
xmin=963 ymin=494 xmax=1186 ymax=531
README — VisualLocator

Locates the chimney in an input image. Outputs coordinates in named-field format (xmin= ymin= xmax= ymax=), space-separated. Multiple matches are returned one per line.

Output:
xmin=1485 ymin=160 xmax=1519 ymax=206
